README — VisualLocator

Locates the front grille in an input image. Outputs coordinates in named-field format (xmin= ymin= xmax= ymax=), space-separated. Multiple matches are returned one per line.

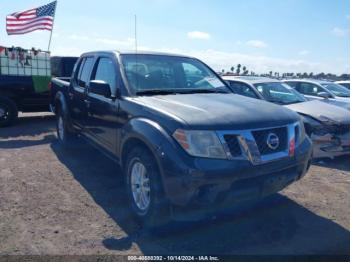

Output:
xmin=223 ymin=135 xmax=242 ymax=157
xmin=252 ymin=127 xmax=288 ymax=155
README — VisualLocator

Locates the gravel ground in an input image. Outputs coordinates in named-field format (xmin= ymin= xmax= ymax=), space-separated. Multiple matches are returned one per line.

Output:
xmin=0 ymin=113 xmax=350 ymax=255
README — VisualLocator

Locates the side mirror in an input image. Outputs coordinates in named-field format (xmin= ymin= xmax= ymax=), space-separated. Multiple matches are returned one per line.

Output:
xmin=317 ymin=91 xmax=332 ymax=99
xmin=89 ymin=80 xmax=112 ymax=98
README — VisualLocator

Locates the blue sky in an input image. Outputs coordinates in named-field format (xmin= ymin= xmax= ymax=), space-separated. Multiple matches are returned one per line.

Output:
xmin=1 ymin=0 xmax=350 ymax=74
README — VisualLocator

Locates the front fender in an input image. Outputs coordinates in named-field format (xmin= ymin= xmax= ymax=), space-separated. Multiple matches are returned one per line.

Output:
xmin=120 ymin=117 xmax=175 ymax=162
xmin=120 ymin=118 xmax=190 ymax=196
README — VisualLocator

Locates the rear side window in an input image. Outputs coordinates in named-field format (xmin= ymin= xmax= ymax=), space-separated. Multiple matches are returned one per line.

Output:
xmin=285 ymin=82 xmax=297 ymax=88
xmin=296 ymin=83 xmax=324 ymax=96
xmin=77 ymin=57 xmax=94 ymax=88
xmin=92 ymin=57 xmax=116 ymax=88
xmin=229 ymin=81 xmax=258 ymax=99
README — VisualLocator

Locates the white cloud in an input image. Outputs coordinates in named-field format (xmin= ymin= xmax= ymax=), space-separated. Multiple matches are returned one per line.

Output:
xmin=95 ymin=37 xmax=135 ymax=47
xmin=150 ymin=48 xmax=345 ymax=74
xmin=187 ymin=31 xmax=211 ymax=40
xmin=298 ymin=50 xmax=310 ymax=56
xmin=51 ymin=46 xmax=85 ymax=57
xmin=67 ymin=35 xmax=136 ymax=48
xmin=68 ymin=34 xmax=90 ymax=41
xmin=332 ymin=27 xmax=348 ymax=37
xmin=50 ymin=33 xmax=348 ymax=74
xmin=246 ymin=40 xmax=267 ymax=48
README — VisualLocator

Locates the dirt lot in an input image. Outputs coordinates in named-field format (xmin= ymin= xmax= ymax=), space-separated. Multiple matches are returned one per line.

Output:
xmin=0 ymin=113 xmax=350 ymax=255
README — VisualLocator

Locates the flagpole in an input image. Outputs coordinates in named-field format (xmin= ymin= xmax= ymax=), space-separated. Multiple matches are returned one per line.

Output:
xmin=47 ymin=1 xmax=57 ymax=52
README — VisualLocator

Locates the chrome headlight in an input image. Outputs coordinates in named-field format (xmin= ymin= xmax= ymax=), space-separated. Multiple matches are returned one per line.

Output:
xmin=173 ymin=129 xmax=227 ymax=159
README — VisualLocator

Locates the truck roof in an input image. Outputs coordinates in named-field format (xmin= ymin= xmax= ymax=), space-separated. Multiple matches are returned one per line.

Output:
xmin=81 ymin=50 xmax=195 ymax=59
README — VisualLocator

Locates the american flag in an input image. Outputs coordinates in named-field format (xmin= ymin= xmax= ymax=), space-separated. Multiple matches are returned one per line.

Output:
xmin=6 ymin=1 xmax=57 ymax=35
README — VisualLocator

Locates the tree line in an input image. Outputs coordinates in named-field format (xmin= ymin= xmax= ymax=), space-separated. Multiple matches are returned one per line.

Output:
xmin=221 ymin=64 xmax=350 ymax=81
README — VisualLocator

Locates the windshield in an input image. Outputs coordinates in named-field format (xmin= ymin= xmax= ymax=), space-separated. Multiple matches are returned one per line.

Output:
xmin=121 ymin=54 xmax=229 ymax=95
xmin=253 ymin=82 xmax=307 ymax=104
xmin=321 ymin=83 xmax=350 ymax=97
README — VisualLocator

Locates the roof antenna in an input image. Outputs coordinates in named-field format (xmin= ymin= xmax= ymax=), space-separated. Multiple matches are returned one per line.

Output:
xmin=134 ymin=14 xmax=138 ymax=54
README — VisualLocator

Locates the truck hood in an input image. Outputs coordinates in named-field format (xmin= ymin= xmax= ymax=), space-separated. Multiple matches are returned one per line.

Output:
xmin=284 ymin=100 xmax=350 ymax=125
xmin=133 ymin=93 xmax=299 ymax=130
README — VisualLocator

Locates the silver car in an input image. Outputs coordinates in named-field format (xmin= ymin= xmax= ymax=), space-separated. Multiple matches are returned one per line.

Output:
xmin=224 ymin=76 xmax=350 ymax=159
xmin=336 ymin=81 xmax=350 ymax=90
xmin=283 ymin=79 xmax=350 ymax=103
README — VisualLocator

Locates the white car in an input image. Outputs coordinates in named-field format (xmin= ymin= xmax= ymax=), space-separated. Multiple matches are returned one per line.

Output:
xmin=336 ymin=81 xmax=350 ymax=90
xmin=283 ymin=79 xmax=350 ymax=103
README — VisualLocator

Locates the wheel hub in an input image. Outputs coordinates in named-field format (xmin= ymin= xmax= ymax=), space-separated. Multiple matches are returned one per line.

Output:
xmin=131 ymin=162 xmax=151 ymax=212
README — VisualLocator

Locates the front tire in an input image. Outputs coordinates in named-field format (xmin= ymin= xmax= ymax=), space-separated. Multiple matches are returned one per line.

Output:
xmin=125 ymin=146 xmax=170 ymax=228
xmin=0 ymin=97 xmax=18 ymax=127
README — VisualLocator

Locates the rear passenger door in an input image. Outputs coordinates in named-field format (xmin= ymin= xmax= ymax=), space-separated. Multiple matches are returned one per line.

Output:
xmin=69 ymin=56 xmax=95 ymax=129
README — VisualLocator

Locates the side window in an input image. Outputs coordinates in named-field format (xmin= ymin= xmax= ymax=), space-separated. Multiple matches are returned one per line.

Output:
xmin=297 ymin=83 xmax=323 ymax=96
xmin=285 ymin=82 xmax=297 ymax=88
xmin=229 ymin=81 xmax=258 ymax=99
xmin=92 ymin=58 xmax=116 ymax=88
xmin=75 ymin=58 xmax=85 ymax=82
xmin=77 ymin=57 xmax=94 ymax=88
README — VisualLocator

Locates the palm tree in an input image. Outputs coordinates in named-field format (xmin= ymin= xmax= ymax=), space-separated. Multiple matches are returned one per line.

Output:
xmin=236 ymin=64 xmax=241 ymax=75
xmin=231 ymin=66 xmax=235 ymax=73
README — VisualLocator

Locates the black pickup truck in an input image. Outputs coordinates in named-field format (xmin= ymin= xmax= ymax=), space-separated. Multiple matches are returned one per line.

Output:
xmin=51 ymin=51 xmax=312 ymax=226
xmin=0 ymin=52 xmax=77 ymax=127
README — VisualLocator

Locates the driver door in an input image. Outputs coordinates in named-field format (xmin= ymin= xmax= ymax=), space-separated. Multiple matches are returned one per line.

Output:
xmin=85 ymin=57 xmax=119 ymax=154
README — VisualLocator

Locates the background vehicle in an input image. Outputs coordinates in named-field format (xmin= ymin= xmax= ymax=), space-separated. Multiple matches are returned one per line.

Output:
xmin=283 ymin=79 xmax=350 ymax=104
xmin=51 ymin=51 xmax=312 ymax=226
xmin=224 ymin=76 xmax=350 ymax=159
xmin=0 ymin=46 xmax=51 ymax=127
xmin=0 ymin=46 xmax=78 ymax=127
xmin=51 ymin=56 xmax=79 ymax=79
xmin=336 ymin=81 xmax=350 ymax=90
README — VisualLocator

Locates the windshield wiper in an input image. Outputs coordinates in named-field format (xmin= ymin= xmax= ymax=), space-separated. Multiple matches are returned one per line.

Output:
xmin=181 ymin=89 xmax=229 ymax=94
xmin=135 ymin=89 xmax=179 ymax=96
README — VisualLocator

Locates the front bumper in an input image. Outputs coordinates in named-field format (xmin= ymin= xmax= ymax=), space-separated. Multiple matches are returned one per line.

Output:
xmin=157 ymin=136 xmax=312 ymax=215
xmin=312 ymin=132 xmax=350 ymax=158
